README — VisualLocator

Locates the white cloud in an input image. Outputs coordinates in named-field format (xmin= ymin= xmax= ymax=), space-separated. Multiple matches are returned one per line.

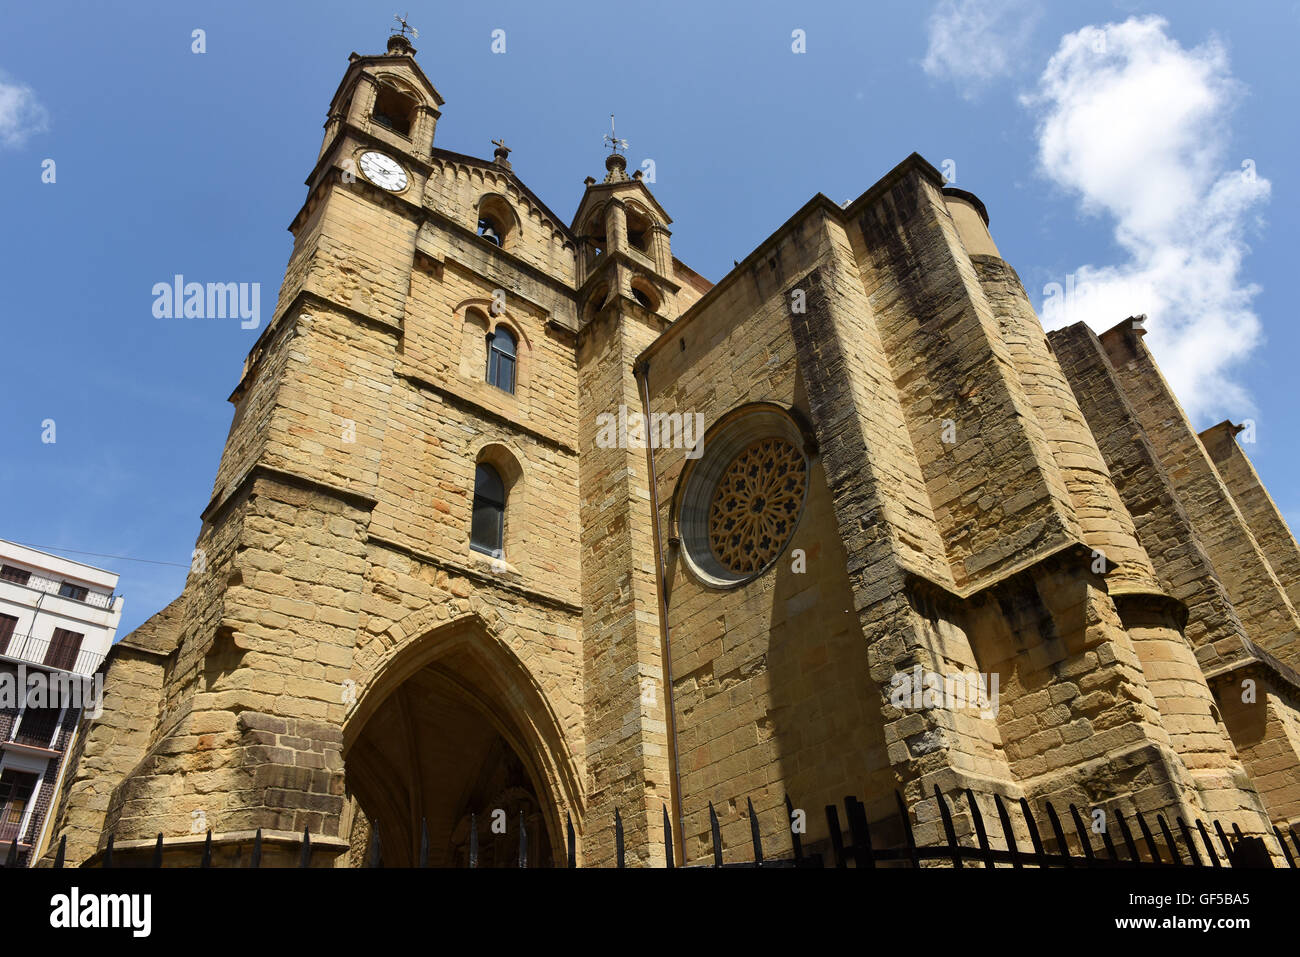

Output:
xmin=922 ymin=0 xmax=1041 ymax=97
xmin=1024 ymin=16 xmax=1270 ymax=423
xmin=0 ymin=76 xmax=50 ymax=148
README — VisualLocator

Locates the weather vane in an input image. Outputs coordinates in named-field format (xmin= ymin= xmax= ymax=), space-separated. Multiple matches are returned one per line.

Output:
xmin=603 ymin=114 xmax=628 ymax=155
xmin=392 ymin=13 xmax=419 ymax=40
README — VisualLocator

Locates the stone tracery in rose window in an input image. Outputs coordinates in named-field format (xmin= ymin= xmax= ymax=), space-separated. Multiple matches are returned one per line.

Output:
xmin=707 ymin=437 xmax=808 ymax=575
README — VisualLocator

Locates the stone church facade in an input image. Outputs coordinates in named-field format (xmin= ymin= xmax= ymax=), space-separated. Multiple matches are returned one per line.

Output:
xmin=42 ymin=33 xmax=1300 ymax=866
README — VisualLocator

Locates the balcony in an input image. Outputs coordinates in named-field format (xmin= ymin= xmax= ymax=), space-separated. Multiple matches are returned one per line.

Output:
xmin=0 ymin=818 xmax=29 ymax=845
xmin=0 ymin=632 xmax=105 ymax=675
xmin=2 ymin=570 xmax=118 ymax=610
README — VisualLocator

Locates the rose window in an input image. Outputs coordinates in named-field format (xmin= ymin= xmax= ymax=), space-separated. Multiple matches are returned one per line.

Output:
xmin=706 ymin=437 xmax=808 ymax=575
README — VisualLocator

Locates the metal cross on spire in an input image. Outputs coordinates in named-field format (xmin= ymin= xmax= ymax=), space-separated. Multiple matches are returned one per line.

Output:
xmin=491 ymin=138 xmax=511 ymax=157
xmin=392 ymin=13 xmax=419 ymax=40
xmin=603 ymin=114 xmax=628 ymax=155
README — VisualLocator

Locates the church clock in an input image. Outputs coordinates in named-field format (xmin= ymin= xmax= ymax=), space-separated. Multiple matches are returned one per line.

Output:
xmin=358 ymin=150 xmax=408 ymax=191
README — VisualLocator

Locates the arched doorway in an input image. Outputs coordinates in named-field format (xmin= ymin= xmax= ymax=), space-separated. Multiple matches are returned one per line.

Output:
xmin=342 ymin=615 xmax=577 ymax=867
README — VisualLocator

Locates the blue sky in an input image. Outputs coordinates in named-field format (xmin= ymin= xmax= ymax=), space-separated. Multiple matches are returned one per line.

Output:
xmin=1 ymin=0 xmax=1296 ymax=637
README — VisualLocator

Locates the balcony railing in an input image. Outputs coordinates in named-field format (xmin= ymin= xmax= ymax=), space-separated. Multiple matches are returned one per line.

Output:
xmin=10 ymin=707 xmax=62 ymax=749
xmin=0 ymin=819 xmax=27 ymax=845
xmin=1 ymin=570 xmax=117 ymax=610
xmin=0 ymin=632 xmax=105 ymax=675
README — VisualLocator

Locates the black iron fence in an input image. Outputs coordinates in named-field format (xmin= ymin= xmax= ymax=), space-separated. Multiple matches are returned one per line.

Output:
xmin=11 ymin=785 xmax=1299 ymax=868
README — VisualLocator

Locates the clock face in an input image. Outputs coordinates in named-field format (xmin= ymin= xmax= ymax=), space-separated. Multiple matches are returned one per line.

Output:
xmin=358 ymin=151 xmax=408 ymax=191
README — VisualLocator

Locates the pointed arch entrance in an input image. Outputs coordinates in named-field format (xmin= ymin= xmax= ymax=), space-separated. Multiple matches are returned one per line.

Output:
xmin=342 ymin=611 xmax=580 ymax=867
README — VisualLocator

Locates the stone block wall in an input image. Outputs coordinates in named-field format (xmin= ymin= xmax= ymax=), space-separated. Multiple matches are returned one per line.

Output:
xmin=39 ymin=37 xmax=1300 ymax=867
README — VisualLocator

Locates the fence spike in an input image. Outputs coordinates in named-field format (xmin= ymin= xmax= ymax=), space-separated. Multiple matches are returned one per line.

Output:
xmin=896 ymin=790 xmax=921 ymax=868
xmin=1017 ymin=798 xmax=1046 ymax=864
xmin=965 ymin=790 xmax=994 ymax=868
xmin=4 ymin=838 xmax=17 ymax=868
xmin=1156 ymin=815 xmax=1181 ymax=866
xmin=104 ymin=832 xmax=114 ymax=868
xmin=1195 ymin=820 xmax=1221 ymax=867
xmin=298 ymin=826 xmax=311 ymax=868
xmin=53 ymin=834 xmax=66 ymax=870
xmin=708 ymin=802 xmax=722 ymax=868
xmin=1099 ymin=819 xmax=1121 ymax=863
xmin=845 ymin=796 xmax=875 ymax=869
xmin=615 ymin=808 xmax=626 ymax=868
xmin=1212 ymin=820 xmax=1233 ymax=863
xmin=1136 ymin=812 xmax=1164 ymax=865
xmin=199 ymin=829 xmax=212 ymax=868
xmin=252 ymin=828 xmax=263 ymax=868
xmin=1067 ymin=805 xmax=1097 ymax=863
xmin=662 ymin=805 xmax=673 ymax=869
xmin=1114 ymin=809 xmax=1142 ymax=865
xmin=993 ymin=795 xmax=1022 ymax=869
xmin=1176 ymin=817 xmax=1203 ymax=867
xmin=824 ymin=804 xmax=847 ymax=869
xmin=933 ymin=785 xmax=962 ymax=868
xmin=518 ymin=810 xmax=527 ymax=869
xmin=1230 ymin=822 xmax=1253 ymax=866
xmin=1289 ymin=826 xmax=1300 ymax=860
xmin=152 ymin=832 xmax=164 ymax=868
xmin=1273 ymin=826 xmax=1296 ymax=868
xmin=332 ymin=787 xmax=1288 ymax=871
xmin=1044 ymin=803 xmax=1073 ymax=868
xmin=785 ymin=795 xmax=805 ymax=864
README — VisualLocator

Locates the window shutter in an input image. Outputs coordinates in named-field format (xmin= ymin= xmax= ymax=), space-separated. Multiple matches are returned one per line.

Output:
xmin=0 ymin=614 xmax=16 ymax=655
xmin=44 ymin=628 xmax=83 ymax=671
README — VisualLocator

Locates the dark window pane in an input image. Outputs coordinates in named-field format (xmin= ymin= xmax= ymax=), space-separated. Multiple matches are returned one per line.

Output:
xmin=0 ymin=770 xmax=38 ymax=842
xmin=0 ymin=565 xmax=31 ymax=586
xmin=474 ymin=464 xmax=504 ymax=505
xmin=486 ymin=328 xmax=517 ymax=393
xmin=497 ymin=354 xmax=515 ymax=394
xmin=492 ymin=327 xmax=516 ymax=358
xmin=471 ymin=499 xmax=503 ymax=555
xmin=470 ymin=464 xmax=506 ymax=555
xmin=59 ymin=582 xmax=88 ymax=601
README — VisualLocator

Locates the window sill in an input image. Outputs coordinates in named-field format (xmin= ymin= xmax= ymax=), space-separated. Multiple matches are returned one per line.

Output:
xmin=468 ymin=548 xmax=519 ymax=577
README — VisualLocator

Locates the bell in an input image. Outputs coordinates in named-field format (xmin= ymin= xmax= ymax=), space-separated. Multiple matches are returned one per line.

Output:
xmin=479 ymin=223 xmax=501 ymax=246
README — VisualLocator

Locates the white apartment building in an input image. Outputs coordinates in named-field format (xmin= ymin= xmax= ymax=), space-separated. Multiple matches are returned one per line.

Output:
xmin=0 ymin=540 xmax=123 ymax=866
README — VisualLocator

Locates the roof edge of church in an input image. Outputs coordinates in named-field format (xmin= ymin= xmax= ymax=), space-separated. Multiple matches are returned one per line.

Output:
xmin=430 ymin=147 xmax=575 ymax=243
xmin=638 ymin=153 xmax=946 ymax=368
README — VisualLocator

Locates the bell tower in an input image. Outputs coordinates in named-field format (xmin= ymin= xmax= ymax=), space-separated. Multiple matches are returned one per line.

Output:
xmin=571 ymin=141 xmax=680 ymax=322
xmin=571 ymin=131 xmax=687 ymax=865
xmin=44 ymin=28 xmax=595 ymax=867
xmin=317 ymin=30 xmax=444 ymax=169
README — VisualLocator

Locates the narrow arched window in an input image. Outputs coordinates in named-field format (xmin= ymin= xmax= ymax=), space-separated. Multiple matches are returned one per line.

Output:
xmin=471 ymin=463 xmax=506 ymax=556
xmin=486 ymin=327 xmax=516 ymax=394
